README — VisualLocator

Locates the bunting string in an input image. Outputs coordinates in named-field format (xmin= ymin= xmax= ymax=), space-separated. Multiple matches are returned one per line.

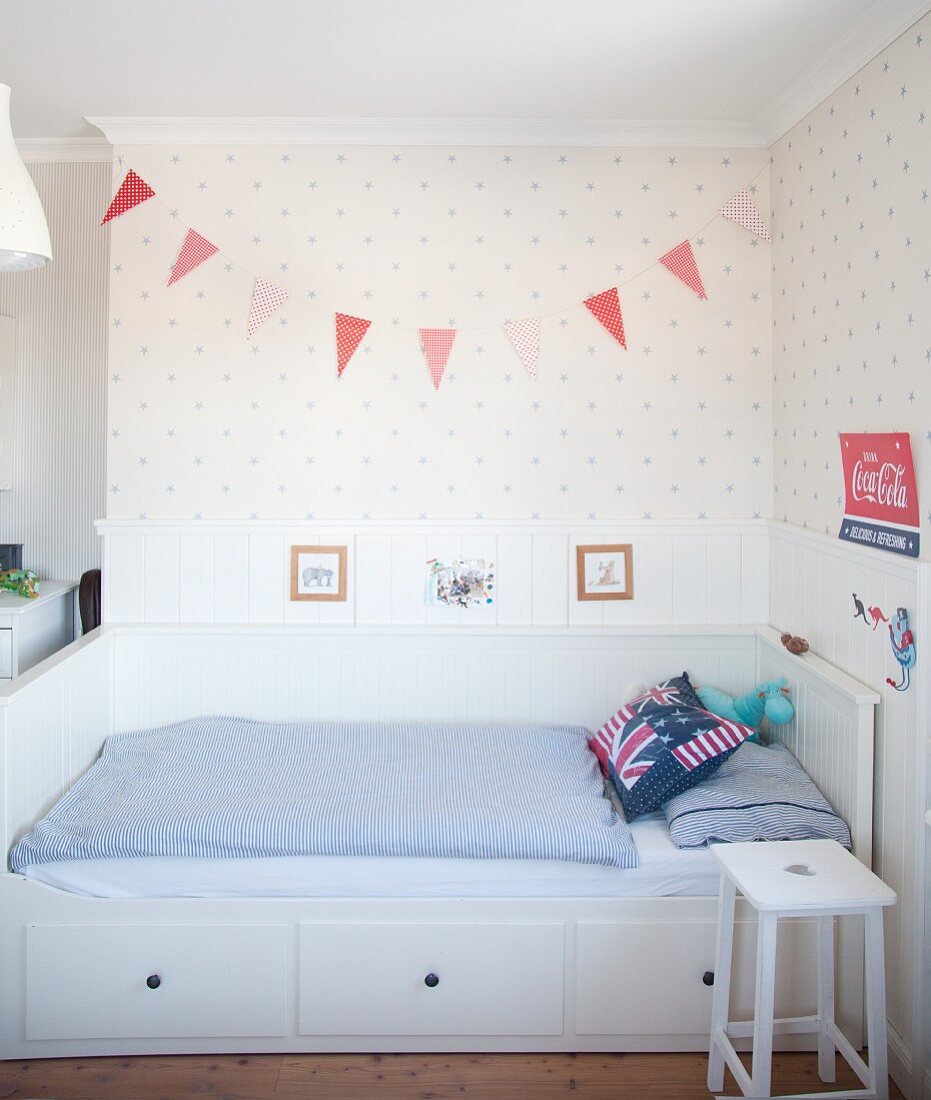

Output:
xmin=102 ymin=161 xmax=770 ymax=386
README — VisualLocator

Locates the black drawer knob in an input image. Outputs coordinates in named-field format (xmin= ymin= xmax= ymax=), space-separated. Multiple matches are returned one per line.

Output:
xmin=424 ymin=973 xmax=439 ymax=988
xmin=146 ymin=974 xmax=161 ymax=989
xmin=702 ymin=971 xmax=715 ymax=987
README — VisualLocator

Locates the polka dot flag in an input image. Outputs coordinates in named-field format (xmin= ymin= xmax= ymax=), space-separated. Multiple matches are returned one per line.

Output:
xmin=100 ymin=169 xmax=155 ymax=225
xmin=720 ymin=188 xmax=771 ymax=241
xmin=247 ymin=278 xmax=289 ymax=338
xmin=502 ymin=318 xmax=541 ymax=377
xmin=167 ymin=228 xmax=219 ymax=286
xmin=335 ymin=312 xmax=372 ymax=377
xmin=658 ymin=240 xmax=707 ymax=299
xmin=583 ymin=288 xmax=627 ymax=349
xmin=419 ymin=328 xmax=457 ymax=389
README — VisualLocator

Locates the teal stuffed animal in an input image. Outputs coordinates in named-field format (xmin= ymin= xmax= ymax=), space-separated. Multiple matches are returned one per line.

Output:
xmin=697 ymin=677 xmax=794 ymax=741
xmin=0 ymin=569 xmax=40 ymax=599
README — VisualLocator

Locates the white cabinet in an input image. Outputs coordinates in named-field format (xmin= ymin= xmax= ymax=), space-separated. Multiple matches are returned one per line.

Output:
xmin=0 ymin=581 xmax=75 ymax=681
xmin=25 ymin=923 xmax=289 ymax=1040
xmin=298 ymin=921 xmax=565 ymax=1036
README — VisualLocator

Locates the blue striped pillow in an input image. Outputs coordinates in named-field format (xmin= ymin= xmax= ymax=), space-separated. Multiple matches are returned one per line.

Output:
xmin=662 ymin=741 xmax=851 ymax=849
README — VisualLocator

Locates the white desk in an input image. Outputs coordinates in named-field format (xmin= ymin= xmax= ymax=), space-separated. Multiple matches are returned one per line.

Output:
xmin=0 ymin=581 xmax=76 ymax=681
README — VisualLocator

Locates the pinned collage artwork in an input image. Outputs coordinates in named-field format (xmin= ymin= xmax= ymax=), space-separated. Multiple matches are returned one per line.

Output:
xmin=425 ymin=559 xmax=495 ymax=609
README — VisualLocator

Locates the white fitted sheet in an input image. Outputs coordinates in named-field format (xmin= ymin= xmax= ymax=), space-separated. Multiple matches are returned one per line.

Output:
xmin=21 ymin=814 xmax=719 ymax=899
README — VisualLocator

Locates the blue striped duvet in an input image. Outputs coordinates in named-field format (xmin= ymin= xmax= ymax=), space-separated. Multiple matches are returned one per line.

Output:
xmin=11 ymin=716 xmax=638 ymax=871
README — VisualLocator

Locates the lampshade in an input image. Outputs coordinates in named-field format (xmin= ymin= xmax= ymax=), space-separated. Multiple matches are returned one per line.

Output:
xmin=0 ymin=83 xmax=52 ymax=271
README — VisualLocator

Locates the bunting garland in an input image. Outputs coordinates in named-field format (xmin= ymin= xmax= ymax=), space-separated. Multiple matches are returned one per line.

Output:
xmin=335 ymin=312 xmax=372 ymax=377
xmin=583 ymin=288 xmax=627 ymax=349
xmin=167 ymin=228 xmax=218 ymax=286
xmin=658 ymin=240 xmax=707 ymax=299
xmin=503 ymin=318 xmax=541 ymax=378
xmin=100 ymin=169 xmax=155 ymax=225
xmin=720 ymin=188 xmax=771 ymax=241
xmin=100 ymin=167 xmax=770 ymax=387
xmin=419 ymin=328 xmax=457 ymax=389
xmin=247 ymin=278 xmax=289 ymax=338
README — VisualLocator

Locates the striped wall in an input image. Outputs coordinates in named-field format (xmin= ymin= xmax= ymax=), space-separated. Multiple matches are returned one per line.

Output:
xmin=769 ymin=521 xmax=926 ymax=1094
xmin=0 ymin=161 xmax=109 ymax=583
xmin=99 ymin=519 xmax=769 ymax=629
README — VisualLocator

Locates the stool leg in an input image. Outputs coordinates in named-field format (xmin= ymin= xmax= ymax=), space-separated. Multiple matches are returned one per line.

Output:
xmin=817 ymin=914 xmax=836 ymax=1082
xmin=708 ymin=873 xmax=737 ymax=1093
xmin=864 ymin=908 xmax=889 ymax=1100
xmin=750 ymin=911 xmax=778 ymax=1099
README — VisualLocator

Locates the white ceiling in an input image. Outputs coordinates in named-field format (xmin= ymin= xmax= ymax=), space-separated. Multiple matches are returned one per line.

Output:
xmin=2 ymin=0 xmax=928 ymax=150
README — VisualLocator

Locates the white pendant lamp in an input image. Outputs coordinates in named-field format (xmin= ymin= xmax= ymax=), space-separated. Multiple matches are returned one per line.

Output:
xmin=0 ymin=83 xmax=52 ymax=271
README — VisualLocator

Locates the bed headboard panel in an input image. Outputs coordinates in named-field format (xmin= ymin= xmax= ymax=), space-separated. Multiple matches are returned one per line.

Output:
xmin=110 ymin=626 xmax=758 ymax=733
xmin=756 ymin=625 xmax=878 ymax=863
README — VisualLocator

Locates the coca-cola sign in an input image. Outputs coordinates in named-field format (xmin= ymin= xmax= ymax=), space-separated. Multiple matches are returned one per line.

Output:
xmin=839 ymin=433 xmax=919 ymax=558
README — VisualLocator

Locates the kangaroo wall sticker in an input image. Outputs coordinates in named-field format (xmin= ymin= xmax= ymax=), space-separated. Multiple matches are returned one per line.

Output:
xmin=852 ymin=593 xmax=869 ymax=624
xmin=867 ymin=606 xmax=889 ymax=630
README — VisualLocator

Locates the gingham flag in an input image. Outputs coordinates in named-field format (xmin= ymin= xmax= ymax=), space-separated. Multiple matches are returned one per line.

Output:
xmin=419 ymin=328 xmax=457 ymax=389
xmin=167 ymin=228 xmax=218 ymax=286
xmin=657 ymin=240 xmax=707 ymax=299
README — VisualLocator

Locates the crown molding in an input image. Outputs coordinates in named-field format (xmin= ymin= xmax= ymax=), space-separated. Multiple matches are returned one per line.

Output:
xmin=760 ymin=0 xmax=931 ymax=146
xmin=85 ymin=115 xmax=766 ymax=148
xmin=17 ymin=137 xmax=112 ymax=162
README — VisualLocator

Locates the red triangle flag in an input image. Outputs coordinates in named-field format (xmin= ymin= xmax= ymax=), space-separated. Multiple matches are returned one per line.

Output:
xmin=583 ymin=288 xmax=626 ymax=349
xmin=419 ymin=328 xmax=456 ymax=389
xmin=101 ymin=169 xmax=155 ymax=225
xmin=658 ymin=240 xmax=707 ymax=299
xmin=167 ymin=228 xmax=219 ymax=286
xmin=335 ymin=312 xmax=372 ymax=377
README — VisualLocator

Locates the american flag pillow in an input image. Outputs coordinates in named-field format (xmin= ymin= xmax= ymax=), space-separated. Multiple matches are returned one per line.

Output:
xmin=588 ymin=673 xmax=755 ymax=820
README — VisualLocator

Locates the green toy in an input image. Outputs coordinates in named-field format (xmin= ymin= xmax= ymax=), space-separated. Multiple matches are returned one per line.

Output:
xmin=697 ymin=677 xmax=794 ymax=742
xmin=0 ymin=569 xmax=40 ymax=599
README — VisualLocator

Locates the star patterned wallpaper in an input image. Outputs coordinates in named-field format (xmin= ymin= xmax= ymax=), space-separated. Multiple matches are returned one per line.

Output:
xmin=106 ymin=145 xmax=773 ymax=520
xmin=771 ymin=11 xmax=930 ymax=558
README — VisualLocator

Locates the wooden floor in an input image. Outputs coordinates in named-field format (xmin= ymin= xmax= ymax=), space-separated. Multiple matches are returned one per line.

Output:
xmin=0 ymin=1052 xmax=905 ymax=1100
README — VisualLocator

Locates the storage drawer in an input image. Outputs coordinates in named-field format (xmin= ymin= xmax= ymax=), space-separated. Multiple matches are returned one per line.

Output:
xmin=575 ymin=918 xmax=817 ymax=1036
xmin=299 ymin=921 xmax=565 ymax=1036
xmin=26 ymin=923 xmax=288 ymax=1040
xmin=0 ymin=628 xmax=11 ymax=678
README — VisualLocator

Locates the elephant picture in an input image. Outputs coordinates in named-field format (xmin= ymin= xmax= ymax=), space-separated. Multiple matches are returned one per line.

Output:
xmin=290 ymin=545 xmax=347 ymax=602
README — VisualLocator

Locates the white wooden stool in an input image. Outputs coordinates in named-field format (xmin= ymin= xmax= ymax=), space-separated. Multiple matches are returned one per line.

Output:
xmin=707 ymin=839 xmax=896 ymax=1100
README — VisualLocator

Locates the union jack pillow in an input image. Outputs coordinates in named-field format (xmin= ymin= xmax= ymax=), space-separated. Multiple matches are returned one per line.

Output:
xmin=588 ymin=673 xmax=755 ymax=819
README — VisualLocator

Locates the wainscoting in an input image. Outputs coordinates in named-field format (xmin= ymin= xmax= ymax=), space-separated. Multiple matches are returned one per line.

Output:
xmin=98 ymin=519 xmax=769 ymax=629
xmin=769 ymin=521 xmax=928 ymax=1097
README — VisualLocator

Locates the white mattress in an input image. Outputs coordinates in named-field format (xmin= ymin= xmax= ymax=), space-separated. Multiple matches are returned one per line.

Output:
xmin=21 ymin=814 xmax=719 ymax=899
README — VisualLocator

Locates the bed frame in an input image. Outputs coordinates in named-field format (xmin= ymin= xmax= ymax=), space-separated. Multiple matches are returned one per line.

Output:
xmin=0 ymin=624 xmax=878 ymax=1059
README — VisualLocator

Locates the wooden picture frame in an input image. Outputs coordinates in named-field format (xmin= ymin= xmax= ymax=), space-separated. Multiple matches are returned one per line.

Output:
xmin=575 ymin=543 xmax=634 ymax=601
xmin=289 ymin=545 xmax=348 ymax=602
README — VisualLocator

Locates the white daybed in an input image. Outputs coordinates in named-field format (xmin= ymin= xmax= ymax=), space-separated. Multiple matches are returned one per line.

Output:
xmin=0 ymin=624 xmax=877 ymax=1059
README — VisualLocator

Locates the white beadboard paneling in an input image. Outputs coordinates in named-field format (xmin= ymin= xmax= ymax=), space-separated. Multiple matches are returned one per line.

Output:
xmin=495 ymin=534 xmax=533 ymax=626
xmin=768 ymin=520 xmax=922 ymax=1084
xmin=706 ymin=534 xmax=741 ymax=625
xmin=213 ymin=535 xmax=249 ymax=623
xmin=532 ymin=535 xmax=568 ymax=626
xmin=672 ymin=536 xmax=708 ymax=624
xmin=142 ymin=535 xmax=179 ymax=624
xmin=389 ymin=535 xmax=427 ymax=625
xmin=635 ymin=536 xmax=674 ymax=623
xmin=248 ymin=536 xmax=285 ymax=624
xmin=179 ymin=534 xmax=215 ymax=623
xmin=354 ymin=534 xmax=392 ymax=625
xmin=0 ymin=162 xmax=108 ymax=583
xmin=104 ymin=535 xmax=144 ymax=623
